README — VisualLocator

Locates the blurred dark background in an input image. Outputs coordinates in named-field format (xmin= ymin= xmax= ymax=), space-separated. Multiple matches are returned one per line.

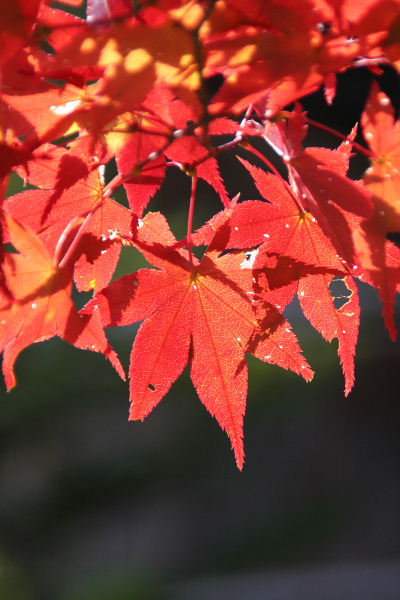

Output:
xmin=1 ymin=57 xmax=400 ymax=599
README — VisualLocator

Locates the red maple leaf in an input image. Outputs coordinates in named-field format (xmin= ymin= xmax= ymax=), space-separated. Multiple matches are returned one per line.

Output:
xmin=84 ymin=212 xmax=313 ymax=468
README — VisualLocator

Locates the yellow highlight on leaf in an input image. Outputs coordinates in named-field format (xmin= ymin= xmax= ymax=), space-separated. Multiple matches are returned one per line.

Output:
xmin=169 ymin=0 xmax=205 ymax=30
xmin=124 ymin=48 xmax=153 ymax=74
xmin=45 ymin=309 xmax=56 ymax=323
xmin=101 ymin=38 xmax=123 ymax=66
xmin=80 ymin=37 xmax=97 ymax=54
xmin=229 ymin=44 xmax=257 ymax=67
xmin=180 ymin=53 xmax=195 ymax=68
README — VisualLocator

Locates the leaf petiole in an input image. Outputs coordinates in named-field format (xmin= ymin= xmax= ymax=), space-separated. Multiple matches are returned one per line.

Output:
xmin=187 ymin=173 xmax=198 ymax=266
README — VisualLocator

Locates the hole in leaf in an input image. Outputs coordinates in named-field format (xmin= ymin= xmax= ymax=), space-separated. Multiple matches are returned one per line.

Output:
xmin=203 ymin=74 xmax=225 ymax=101
xmin=387 ymin=231 xmax=400 ymax=248
xmin=3 ymin=243 xmax=17 ymax=254
xmin=148 ymin=384 xmax=156 ymax=391
xmin=39 ymin=39 xmax=55 ymax=55
xmin=52 ymin=1 xmax=85 ymax=18
xmin=52 ymin=131 xmax=79 ymax=147
xmin=329 ymin=277 xmax=352 ymax=310
xmin=192 ymin=245 xmax=207 ymax=260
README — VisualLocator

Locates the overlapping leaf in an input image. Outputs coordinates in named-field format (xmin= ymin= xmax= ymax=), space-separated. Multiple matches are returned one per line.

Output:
xmin=0 ymin=212 xmax=125 ymax=389
xmin=201 ymin=157 xmax=361 ymax=393
xmin=203 ymin=0 xmax=388 ymax=114
xmin=6 ymin=149 xmax=131 ymax=292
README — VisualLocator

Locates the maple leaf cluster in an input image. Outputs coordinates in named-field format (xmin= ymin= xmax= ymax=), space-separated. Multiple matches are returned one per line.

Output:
xmin=1 ymin=0 xmax=400 ymax=468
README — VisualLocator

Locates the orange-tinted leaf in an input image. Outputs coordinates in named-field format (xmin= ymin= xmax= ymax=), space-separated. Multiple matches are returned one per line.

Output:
xmin=42 ymin=15 xmax=201 ymax=115
xmin=353 ymin=82 xmax=400 ymax=337
xmin=0 ymin=213 xmax=125 ymax=389
xmin=2 ymin=84 xmax=87 ymax=143
xmin=204 ymin=0 xmax=364 ymax=114
xmin=361 ymin=82 xmax=400 ymax=232
xmin=6 ymin=161 xmax=131 ymax=292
